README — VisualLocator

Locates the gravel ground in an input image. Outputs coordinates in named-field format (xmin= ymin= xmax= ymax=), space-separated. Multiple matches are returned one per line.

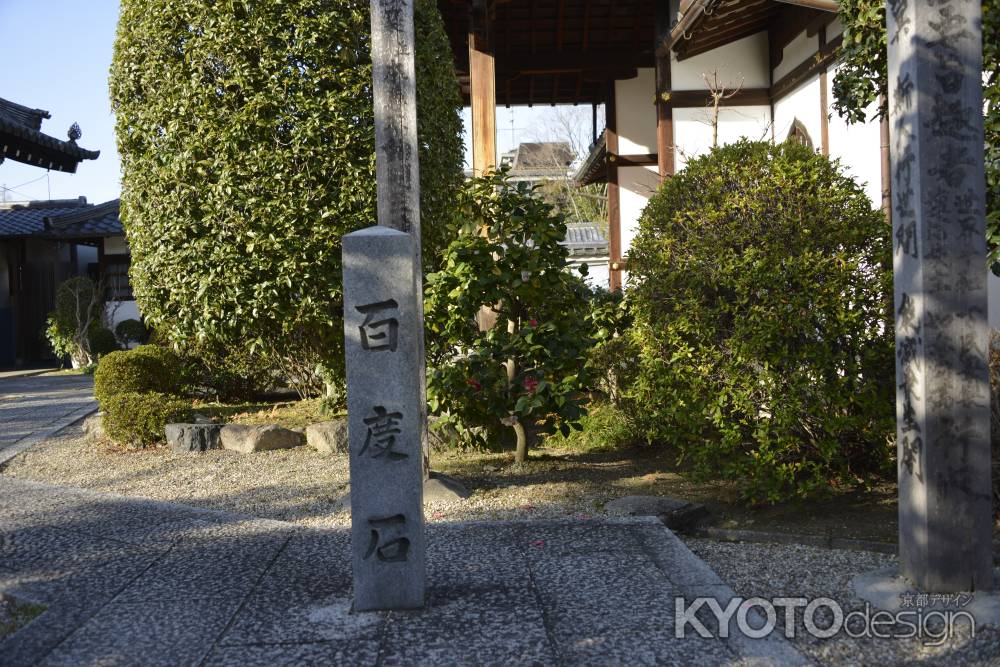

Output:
xmin=686 ymin=538 xmax=1000 ymax=665
xmin=0 ymin=425 xmax=623 ymax=528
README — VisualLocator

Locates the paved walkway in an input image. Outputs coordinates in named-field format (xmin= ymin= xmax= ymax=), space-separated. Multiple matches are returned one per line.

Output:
xmin=0 ymin=477 xmax=804 ymax=666
xmin=0 ymin=375 xmax=96 ymax=465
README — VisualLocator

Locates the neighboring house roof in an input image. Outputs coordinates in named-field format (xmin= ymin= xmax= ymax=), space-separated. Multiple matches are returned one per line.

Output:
xmin=45 ymin=199 xmax=123 ymax=239
xmin=0 ymin=198 xmax=123 ymax=239
xmin=0 ymin=97 xmax=100 ymax=173
xmin=574 ymin=135 xmax=608 ymax=186
xmin=561 ymin=222 xmax=609 ymax=257
xmin=501 ymin=142 xmax=576 ymax=181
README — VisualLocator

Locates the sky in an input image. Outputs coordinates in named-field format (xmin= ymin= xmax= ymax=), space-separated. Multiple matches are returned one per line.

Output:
xmin=0 ymin=1 xmax=598 ymax=205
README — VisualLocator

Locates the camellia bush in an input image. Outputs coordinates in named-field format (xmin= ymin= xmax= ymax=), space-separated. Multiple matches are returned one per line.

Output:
xmin=424 ymin=171 xmax=593 ymax=462
xmin=110 ymin=0 xmax=464 ymax=392
xmin=627 ymin=140 xmax=895 ymax=503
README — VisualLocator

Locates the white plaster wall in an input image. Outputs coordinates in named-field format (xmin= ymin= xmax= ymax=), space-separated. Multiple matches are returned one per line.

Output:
xmin=773 ymin=76 xmax=823 ymax=148
xmin=772 ymin=29 xmax=819 ymax=81
xmin=672 ymin=105 xmax=772 ymax=171
xmin=106 ymin=300 xmax=140 ymax=330
xmin=827 ymin=64 xmax=884 ymax=208
xmin=614 ymin=69 xmax=657 ymax=154
xmin=827 ymin=17 xmax=845 ymax=40
xmin=104 ymin=235 xmax=129 ymax=255
xmin=619 ymin=165 xmax=662 ymax=256
xmin=670 ymin=32 xmax=770 ymax=90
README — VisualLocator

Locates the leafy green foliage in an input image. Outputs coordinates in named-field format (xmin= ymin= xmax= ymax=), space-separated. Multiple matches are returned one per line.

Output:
xmin=114 ymin=318 xmax=149 ymax=346
xmin=102 ymin=391 xmax=192 ymax=448
xmin=110 ymin=0 xmax=463 ymax=390
xmin=546 ymin=401 xmax=637 ymax=453
xmin=833 ymin=0 xmax=999 ymax=268
xmin=45 ymin=277 xmax=105 ymax=366
xmin=627 ymin=140 xmax=895 ymax=503
xmin=177 ymin=339 xmax=275 ymax=402
xmin=424 ymin=171 xmax=593 ymax=457
xmin=87 ymin=327 xmax=120 ymax=359
xmin=94 ymin=345 xmax=185 ymax=407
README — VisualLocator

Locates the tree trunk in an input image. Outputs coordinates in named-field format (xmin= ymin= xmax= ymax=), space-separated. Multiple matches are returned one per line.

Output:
xmin=513 ymin=420 xmax=528 ymax=463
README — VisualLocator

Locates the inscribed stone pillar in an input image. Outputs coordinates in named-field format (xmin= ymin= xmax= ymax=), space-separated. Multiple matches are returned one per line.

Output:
xmin=343 ymin=227 xmax=425 ymax=610
xmin=370 ymin=0 xmax=429 ymax=475
xmin=888 ymin=0 xmax=993 ymax=591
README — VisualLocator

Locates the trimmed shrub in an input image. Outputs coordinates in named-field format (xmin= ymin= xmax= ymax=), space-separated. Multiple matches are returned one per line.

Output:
xmin=178 ymin=339 xmax=275 ymax=402
xmin=45 ymin=277 xmax=105 ymax=366
xmin=87 ymin=327 xmax=120 ymax=359
xmin=110 ymin=0 xmax=464 ymax=391
xmin=627 ymin=140 xmax=895 ymax=503
xmin=94 ymin=345 xmax=185 ymax=406
xmin=102 ymin=391 xmax=192 ymax=448
xmin=114 ymin=318 xmax=149 ymax=346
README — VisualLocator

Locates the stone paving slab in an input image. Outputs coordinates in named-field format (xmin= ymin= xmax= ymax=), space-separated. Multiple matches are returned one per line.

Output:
xmin=0 ymin=374 xmax=97 ymax=465
xmin=0 ymin=477 xmax=806 ymax=666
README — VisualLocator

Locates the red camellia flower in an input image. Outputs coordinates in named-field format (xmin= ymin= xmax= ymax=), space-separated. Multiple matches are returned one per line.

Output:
xmin=466 ymin=378 xmax=482 ymax=391
xmin=529 ymin=318 xmax=538 ymax=327
xmin=523 ymin=377 xmax=539 ymax=393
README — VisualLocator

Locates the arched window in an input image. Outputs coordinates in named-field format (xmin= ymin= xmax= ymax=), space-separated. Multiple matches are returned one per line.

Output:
xmin=787 ymin=118 xmax=813 ymax=149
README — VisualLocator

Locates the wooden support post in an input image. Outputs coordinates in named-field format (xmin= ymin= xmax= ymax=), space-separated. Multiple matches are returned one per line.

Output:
xmin=880 ymin=106 xmax=892 ymax=223
xmin=469 ymin=0 xmax=496 ymax=176
xmin=607 ymin=82 xmax=622 ymax=292
xmin=655 ymin=2 xmax=674 ymax=180
xmin=818 ymin=27 xmax=830 ymax=156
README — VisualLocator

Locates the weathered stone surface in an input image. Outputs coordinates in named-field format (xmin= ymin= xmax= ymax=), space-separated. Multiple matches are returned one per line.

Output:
xmin=604 ymin=496 xmax=708 ymax=532
xmin=342 ymin=227 xmax=425 ymax=611
xmin=219 ymin=424 xmax=305 ymax=454
xmin=82 ymin=413 xmax=104 ymax=440
xmin=423 ymin=472 xmax=470 ymax=503
xmin=165 ymin=423 xmax=222 ymax=453
xmin=306 ymin=419 xmax=348 ymax=454
xmin=888 ymin=0 xmax=993 ymax=591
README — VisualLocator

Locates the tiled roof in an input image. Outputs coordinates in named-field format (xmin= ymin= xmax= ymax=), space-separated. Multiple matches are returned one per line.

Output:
xmin=0 ymin=97 xmax=100 ymax=173
xmin=561 ymin=222 xmax=608 ymax=256
xmin=46 ymin=199 xmax=123 ymax=239
xmin=0 ymin=198 xmax=123 ymax=239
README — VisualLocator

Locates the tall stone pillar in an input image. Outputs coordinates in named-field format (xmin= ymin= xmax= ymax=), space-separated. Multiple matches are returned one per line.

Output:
xmin=888 ymin=0 xmax=993 ymax=591
xmin=343 ymin=227 xmax=425 ymax=610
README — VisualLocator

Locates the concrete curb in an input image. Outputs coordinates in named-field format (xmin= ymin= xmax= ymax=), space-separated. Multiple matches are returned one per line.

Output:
xmin=0 ymin=403 xmax=98 ymax=467
xmin=0 ymin=368 xmax=60 ymax=380
xmin=697 ymin=526 xmax=897 ymax=555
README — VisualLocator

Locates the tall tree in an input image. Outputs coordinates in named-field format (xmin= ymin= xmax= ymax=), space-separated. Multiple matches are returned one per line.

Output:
xmin=110 ymin=0 xmax=464 ymax=393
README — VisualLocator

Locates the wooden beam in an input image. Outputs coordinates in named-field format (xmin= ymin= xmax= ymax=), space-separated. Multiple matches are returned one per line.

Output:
xmin=666 ymin=88 xmax=772 ymax=107
xmin=818 ymin=27 xmax=830 ymax=156
xmin=609 ymin=153 xmax=659 ymax=167
xmin=469 ymin=3 xmax=496 ymax=175
xmin=880 ymin=100 xmax=891 ymax=223
xmin=606 ymin=82 xmax=622 ymax=292
xmin=770 ymin=33 xmax=843 ymax=101
xmin=773 ymin=0 xmax=838 ymax=11
xmin=655 ymin=0 xmax=674 ymax=180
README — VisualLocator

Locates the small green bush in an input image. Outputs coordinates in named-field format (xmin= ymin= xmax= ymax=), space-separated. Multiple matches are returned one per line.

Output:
xmin=45 ymin=277 xmax=105 ymax=366
xmin=114 ymin=319 xmax=149 ymax=346
xmin=94 ymin=345 xmax=185 ymax=406
xmin=102 ymin=391 xmax=192 ymax=448
xmin=87 ymin=327 xmax=120 ymax=359
xmin=178 ymin=338 xmax=274 ymax=402
xmin=627 ymin=140 xmax=895 ymax=503
xmin=547 ymin=402 xmax=637 ymax=452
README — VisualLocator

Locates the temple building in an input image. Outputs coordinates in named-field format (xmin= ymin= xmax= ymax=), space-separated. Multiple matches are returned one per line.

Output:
xmin=437 ymin=0 xmax=887 ymax=289
xmin=0 ymin=97 xmax=99 ymax=173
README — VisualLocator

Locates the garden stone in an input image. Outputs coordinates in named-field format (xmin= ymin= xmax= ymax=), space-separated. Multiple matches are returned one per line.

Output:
xmin=306 ymin=419 xmax=348 ymax=454
xmin=220 ymin=424 xmax=305 ymax=454
xmin=82 ymin=413 xmax=104 ymax=440
xmin=604 ymin=495 xmax=708 ymax=532
xmin=423 ymin=472 xmax=470 ymax=502
xmin=165 ymin=423 xmax=222 ymax=453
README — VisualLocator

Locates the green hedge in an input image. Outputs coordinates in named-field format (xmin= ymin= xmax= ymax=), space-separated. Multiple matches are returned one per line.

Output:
xmin=627 ymin=140 xmax=895 ymax=503
xmin=102 ymin=391 xmax=192 ymax=449
xmin=110 ymin=0 xmax=463 ymax=390
xmin=94 ymin=345 xmax=185 ymax=407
